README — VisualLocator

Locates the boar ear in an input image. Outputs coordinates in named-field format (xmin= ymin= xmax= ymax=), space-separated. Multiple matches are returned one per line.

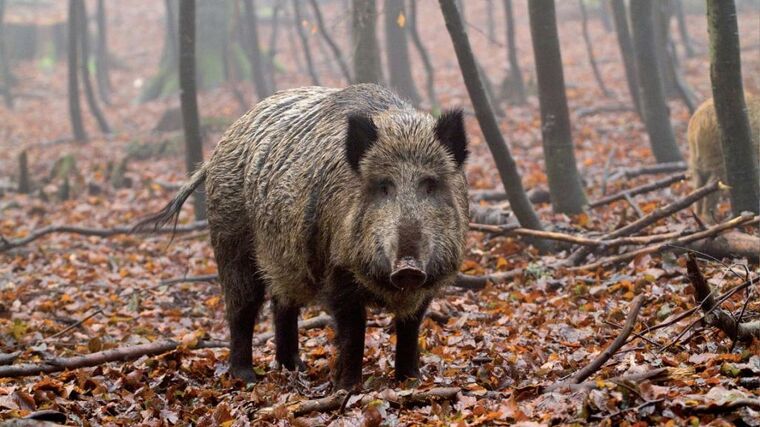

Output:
xmin=345 ymin=113 xmax=378 ymax=172
xmin=434 ymin=109 xmax=468 ymax=168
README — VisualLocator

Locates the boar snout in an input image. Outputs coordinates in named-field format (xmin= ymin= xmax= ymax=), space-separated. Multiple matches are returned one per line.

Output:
xmin=390 ymin=257 xmax=427 ymax=289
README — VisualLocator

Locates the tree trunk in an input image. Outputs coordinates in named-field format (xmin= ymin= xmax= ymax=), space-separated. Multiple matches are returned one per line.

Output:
xmin=68 ymin=0 xmax=87 ymax=141
xmin=629 ymin=0 xmax=683 ymax=163
xmin=438 ymin=0 xmax=550 ymax=251
xmin=18 ymin=150 xmax=30 ymax=194
xmin=528 ymin=0 xmax=587 ymax=214
xmin=309 ymin=0 xmax=351 ymax=82
xmin=243 ymin=0 xmax=272 ymax=99
xmin=502 ymin=0 xmax=526 ymax=105
xmin=291 ymin=0 xmax=321 ymax=85
xmin=610 ymin=0 xmax=642 ymax=117
xmin=673 ymin=0 xmax=695 ymax=57
xmin=352 ymin=0 xmax=382 ymax=84
xmin=407 ymin=0 xmax=437 ymax=109
xmin=178 ymin=0 xmax=207 ymax=221
xmin=706 ymin=0 xmax=759 ymax=214
xmin=266 ymin=0 xmax=281 ymax=92
xmin=579 ymin=0 xmax=611 ymax=97
xmin=667 ymin=37 xmax=697 ymax=113
xmin=0 ymin=0 xmax=13 ymax=108
xmin=95 ymin=0 xmax=111 ymax=105
xmin=384 ymin=0 xmax=421 ymax=105
xmin=77 ymin=0 xmax=111 ymax=134
xmin=652 ymin=0 xmax=676 ymax=97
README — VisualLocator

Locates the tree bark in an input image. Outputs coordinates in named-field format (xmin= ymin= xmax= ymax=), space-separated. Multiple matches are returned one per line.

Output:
xmin=502 ymin=0 xmax=526 ymax=105
xmin=610 ymin=0 xmax=642 ymax=117
xmin=407 ymin=0 xmax=437 ymax=108
xmin=77 ymin=0 xmax=111 ymax=134
xmin=178 ymin=0 xmax=207 ymax=221
xmin=243 ymin=0 xmax=272 ymax=100
xmin=95 ymin=0 xmax=111 ymax=105
xmin=309 ymin=0 xmax=351 ymax=83
xmin=291 ymin=0 xmax=321 ymax=85
xmin=438 ymin=0 xmax=549 ymax=252
xmin=706 ymin=0 xmax=759 ymax=214
xmin=673 ymin=0 xmax=695 ymax=57
xmin=528 ymin=0 xmax=587 ymax=214
xmin=629 ymin=0 xmax=683 ymax=163
xmin=265 ymin=0 xmax=281 ymax=92
xmin=67 ymin=0 xmax=87 ymax=141
xmin=384 ymin=0 xmax=420 ymax=105
xmin=352 ymin=0 xmax=383 ymax=84
xmin=0 ymin=0 xmax=13 ymax=108
xmin=579 ymin=0 xmax=611 ymax=97
xmin=652 ymin=1 xmax=676 ymax=97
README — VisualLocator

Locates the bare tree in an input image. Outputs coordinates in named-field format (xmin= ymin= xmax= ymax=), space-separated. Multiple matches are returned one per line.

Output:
xmin=706 ymin=0 xmax=759 ymax=214
xmin=384 ymin=0 xmax=421 ymax=105
xmin=501 ymin=0 xmax=526 ymax=105
xmin=95 ymin=0 xmax=111 ymax=105
xmin=673 ymin=0 xmax=695 ymax=57
xmin=610 ymin=0 xmax=642 ymax=116
xmin=579 ymin=0 xmax=611 ymax=97
xmin=242 ymin=0 xmax=272 ymax=99
xmin=629 ymin=0 xmax=682 ymax=163
xmin=0 ymin=0 xmax=13 ymax=108
xmin=265 ymin=0 xmax=282 ymax=92
xmin=77 ymin=0 xmax=111 ymax=134
xmin=438 ymin=0 xmax=549 ymax=251
xmin=179 ymin=0 xmax=207 ymax=220
xmin=291 ymin=0 xmax=320 ymax=85
xmin=528 ymin=0 xmax=587 ymax=214
xmin=309 ymin=0 xmax=351 ymax=82
xmin=352 ymin=0 xmax=382 ymax=84
xmin=68 ymin=0 xmax=86 ymax=141
xmin=407 ymin=0 xmax=437 ymax=108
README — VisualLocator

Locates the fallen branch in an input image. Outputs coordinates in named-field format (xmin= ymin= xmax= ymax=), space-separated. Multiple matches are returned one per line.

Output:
xmin=454 ymin=270 xmax=523 ymax=290
xmin=569 ymin=295 xmax=645 ymax=384
xmin=256 ymin=387 xmax=461 ymax=417
xmin=571 ymin=214 xmax=758 ymax=272
xmin=0 ymin=221 xmax=209 ymax=253
xmin=545 ymin=367 xmax=673 ymax=393
xmin=589 ymin=173 xmax=686 ymax=208
xmin=575 ymin=104 xmax=634 ymax=118
xmin=685 ymin=254 xmax=760 ymax=342
xmin=686 ymin=230 xmax=760 ymax=262
xmin=568 ymin=180 xmax=720 ymax=265
xmin=468 ymin=187 xmax=550 ymax=204
xmin=0 ymin=315 xmax=332 ymax=378
xmin=610 ymin=161 xmax=687 ymax=180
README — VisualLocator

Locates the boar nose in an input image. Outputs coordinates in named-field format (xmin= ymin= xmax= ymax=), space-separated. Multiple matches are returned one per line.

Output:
xmin=390 ymin=257 xmax=427 ymax=289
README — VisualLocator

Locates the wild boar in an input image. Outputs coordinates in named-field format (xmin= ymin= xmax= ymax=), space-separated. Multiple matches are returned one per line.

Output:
xmin=687 ymin=94 xmax=759 ymax=220
xmin=136 ymin=84 xmax=469 ymax=390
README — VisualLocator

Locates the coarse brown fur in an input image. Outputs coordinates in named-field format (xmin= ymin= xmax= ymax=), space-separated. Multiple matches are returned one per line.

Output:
xmin=135 ymin=84 xmax=469 ymax=389
xmin=687 ymin=94 xmax=759 ymax=220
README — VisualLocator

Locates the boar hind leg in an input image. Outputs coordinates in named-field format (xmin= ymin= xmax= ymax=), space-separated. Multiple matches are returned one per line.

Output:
xmin=215 ymin=235 xmax=266 ymax=383
xmin=328 ymin=269 xmax=367 ymax=390
xmin=394 ymin=298 xmax=431 ymax=381
xmin=273 ymin=298 xmax=306 ymax=371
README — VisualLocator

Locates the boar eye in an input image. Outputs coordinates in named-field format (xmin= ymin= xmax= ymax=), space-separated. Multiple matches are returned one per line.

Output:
xmin=374 ymin=180 xmax=395 ymax=198
xmin=420 ymin=177 xmax=438 ymax=196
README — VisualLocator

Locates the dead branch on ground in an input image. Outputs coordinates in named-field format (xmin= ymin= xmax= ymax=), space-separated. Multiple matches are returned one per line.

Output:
xmin=589 ymin=173 xmax=686 ymax=208
xmin=609 ymin=161 xmax=687 ymax=180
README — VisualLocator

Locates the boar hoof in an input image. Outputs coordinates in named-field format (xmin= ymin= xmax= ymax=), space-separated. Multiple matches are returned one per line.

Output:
xmin=229 ymin=365 xmax=258 ymax=384
xmin=276 ymin=357 xmax=308 ymax=372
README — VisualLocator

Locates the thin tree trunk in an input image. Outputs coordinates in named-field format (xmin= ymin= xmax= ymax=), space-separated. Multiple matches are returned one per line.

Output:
xmin=528 ymin=0 xmax=587 ymax=214
xmin=579 ymin=0 xmax=611 ymax=97
xmin=438 ymin=0 xmax=550 ymax=252
xmin=178 ymin=0 xmax=207 ymax=220
xmin=610 ymin=0 xmax=642 ymax=117
xmin=243 ymin=0 xmax=272 ymax=99
xmin=291 ymin=0 xmax=320 ymax=85
xmin=352 ymin=0 xmax=383 ymax=84
xmin=407 ymin=0 xmax=437 ymax=108
xmin=653 ymin=0 xmax=676 ymax=97
xmin=68 ymin=0 xmax=87 ymax=141
xmin=486 ymin=0 xmax=495 ymax=43
xmin=284 ymin=7 xmax=305 ymax=74
xmin=95 ymin=0 xmax=111 ymax=105
xmin=706 ymin=0 xmax=759 ymax=214
xmin=502 ymin=0 xmax=526 ymax=105
xmin=673 ymin=0 xmax=695 ymax=57
xmin=309 ymin=0 xmax=351 ymax=82
xmin=384 ymin=0 xmax=421 ymax=105
xmin=629 ymin=0 xmax=683 ymax=163
xmin=77 ymin=0 xmax=110 ymax=134
xmin=266 ymin=0 xmax=281 ymax=92
xmin=0 ymin=0 xmax=13 ymax=108
xmin=598 ymin=0 xmax=613 ymax=32
xmin=667 ymin=38 xmax=697 ymax=113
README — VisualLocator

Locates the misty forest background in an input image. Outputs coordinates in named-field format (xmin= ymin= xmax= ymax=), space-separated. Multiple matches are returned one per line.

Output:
xmin=0 ymin=0 xmax=758 ymax=425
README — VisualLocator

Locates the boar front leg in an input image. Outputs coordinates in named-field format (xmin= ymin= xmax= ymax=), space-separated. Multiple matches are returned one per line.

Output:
xmin=273 ymin=298 xmax=306 ymax=371
xmin=327 ymin=269 xmax=367 ymax=391
xmin=394 ymin=298 xmax=431 ymax=381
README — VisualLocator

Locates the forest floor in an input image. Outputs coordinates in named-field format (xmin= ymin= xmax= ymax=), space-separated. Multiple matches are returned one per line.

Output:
xmin=0 ymin=1 xmax=759 ymax=425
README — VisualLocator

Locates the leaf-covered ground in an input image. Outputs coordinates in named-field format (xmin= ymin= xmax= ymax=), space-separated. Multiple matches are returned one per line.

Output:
xmin=0 ymin=1 xmax=758 ymax=425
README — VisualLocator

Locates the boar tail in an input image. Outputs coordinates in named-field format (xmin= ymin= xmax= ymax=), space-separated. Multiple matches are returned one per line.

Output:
xmin=131 ymin=164 xmax=208 ymax=235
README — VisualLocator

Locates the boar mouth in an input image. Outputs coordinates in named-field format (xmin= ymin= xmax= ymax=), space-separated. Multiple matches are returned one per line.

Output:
xmin=389 ymin=257 xmax=428 ymax=290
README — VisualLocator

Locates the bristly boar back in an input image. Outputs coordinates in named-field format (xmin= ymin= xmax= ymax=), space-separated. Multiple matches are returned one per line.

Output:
xmin=135 ymin=84 xmax=470 ymax=389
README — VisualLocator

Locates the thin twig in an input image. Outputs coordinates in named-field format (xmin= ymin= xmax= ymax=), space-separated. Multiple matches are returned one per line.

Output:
xmin=45 ymin=309 xmax=103 ymax=341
